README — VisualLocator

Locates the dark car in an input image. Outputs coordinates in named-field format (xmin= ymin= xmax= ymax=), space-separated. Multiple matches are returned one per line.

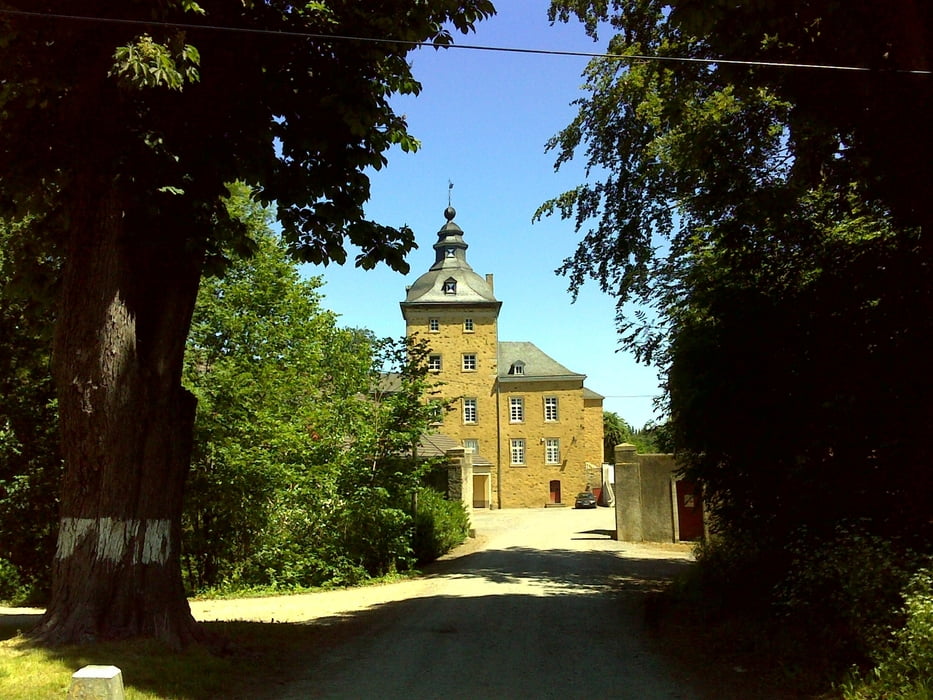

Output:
xmin=574 ymin=492 xmax=597 ymax=509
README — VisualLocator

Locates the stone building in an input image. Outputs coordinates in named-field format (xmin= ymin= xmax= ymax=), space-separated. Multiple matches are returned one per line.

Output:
xmin=400 ymin=207 xmax=604 ymax=509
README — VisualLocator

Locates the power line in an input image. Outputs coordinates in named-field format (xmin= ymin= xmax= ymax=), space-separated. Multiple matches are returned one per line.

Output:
xmin=602 ymin=395 xmax=660 ymax=399
xmin=2 ymin=8 xmax=931 ymax=76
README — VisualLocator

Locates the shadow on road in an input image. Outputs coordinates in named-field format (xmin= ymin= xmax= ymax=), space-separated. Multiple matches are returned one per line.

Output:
xmin=572 ymin=528 xmax=616 ymax=539
xmin=423 ymin=545 xmax=693 ymax=595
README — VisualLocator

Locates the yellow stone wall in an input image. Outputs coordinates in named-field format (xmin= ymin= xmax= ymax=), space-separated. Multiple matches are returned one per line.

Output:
xmin=404 ymin=304 xmax=501 ymax=501
xmin=583 ymin=396 xmax=606 ymax=489
xmin=402 ymin=304 xmax=605 ymax=510
xmin=497 ymin=380 xmax=598 ymax=508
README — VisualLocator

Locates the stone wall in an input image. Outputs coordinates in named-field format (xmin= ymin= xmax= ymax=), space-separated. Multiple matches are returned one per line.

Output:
xmin=445 ymin=446 xmax=473 ymax=511
xmin=613 ymin=444 xmax=687 ymax=542
xmin=496 ymin=380 xmax=597 ymax=508
xmin=405 ymin=304 xmax=501 ymax=504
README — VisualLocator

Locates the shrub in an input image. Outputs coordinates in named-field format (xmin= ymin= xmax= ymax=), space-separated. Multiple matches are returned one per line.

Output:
xmin=0 ymin=557 xmax=25 ymax=604
xmin=687 ymin=528 xmax=776 ymax=616
xmin=775 ymin=523 xmax=914 ymax=660
xmin=841 ymin=565 xmax=933 ymax=699
xmin=412 ymin=488 xmax=469 ymax=564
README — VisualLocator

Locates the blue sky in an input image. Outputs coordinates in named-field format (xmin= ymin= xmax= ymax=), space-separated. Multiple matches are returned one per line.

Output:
xmin=307 ymin=4 xmax=665 ymax=429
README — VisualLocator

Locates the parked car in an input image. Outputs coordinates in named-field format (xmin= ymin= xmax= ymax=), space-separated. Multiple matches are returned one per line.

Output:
xmin=574 ymin=492 xmax=597 ymax=509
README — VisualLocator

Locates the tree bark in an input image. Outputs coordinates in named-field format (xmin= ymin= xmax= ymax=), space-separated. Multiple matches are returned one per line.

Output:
xmin=33 ymin=182 xmax=205 ymax=647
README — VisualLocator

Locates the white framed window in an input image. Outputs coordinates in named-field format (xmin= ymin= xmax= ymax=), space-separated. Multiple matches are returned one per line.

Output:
xmin=463 ymin=398 xmax=477 ymax=424
xmin=510 ymin=438 xmax=526 ymax=465
xmin=545 ymin=438 xmax=561 ymax=464
xmin=428 ymin=354 xmax=442 ymax=372
xmin=429 ymin=404 xmax=443 ymax=424
xmin=544 ymin=396 xmax=559 ymax=422
xmin=462 ymin=353 xmax=477 ymax=371
xmin=510 ymin=361 xmax=525 ymax=376
xmin=509 ymin=396 xmax=524 ymax=423
xmin=464 ymin=438 xmax=479 ymax=454
xmin=464 ymin=318 xmax=474 ymax=332
xmin=429 ymin=318 xmax=439 ymax=332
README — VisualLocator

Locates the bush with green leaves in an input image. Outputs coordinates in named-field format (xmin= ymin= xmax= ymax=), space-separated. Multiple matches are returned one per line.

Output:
xmin=775 ymin=523 xmax=915 ymax=661
xmin=182 ymin=199 xmax=449 ymax=592
xmin=0 ymin=557 xmax=26 ymax=603
xmin=412 ymin=487 xmax=470 ymax=564
xmin=841 ymin=565 xmax=933 ymax=700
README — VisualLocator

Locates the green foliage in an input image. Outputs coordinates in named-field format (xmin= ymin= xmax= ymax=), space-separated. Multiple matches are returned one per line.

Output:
xmin=110 ymin=33 xmax=200 ymax=91
xmin=0 ymin=558 xmax=26 ymax=603
xmin=0 ymin=218 xmax=60 ymax=592
xmin=544 ymin=3 xmax=933 ymax=673
xmin=1 ymin=1 xmax=495 ymax=642
xmin=182 ymin=196 xmax=451 ymax=591
xmin=412 ymin=488 xmax=470 ymax=564
xmin=842 ymin=566 xmax=933 ymax=700
xmin=602 ymin=411 xmax=629 ymax=462
xmin=603 ymin=411 xmax=671 ymax=459
xmin=182 ymin=190 xmax=373 ymax=590
xmin=775 ymin=524 xmax=915 ymax=660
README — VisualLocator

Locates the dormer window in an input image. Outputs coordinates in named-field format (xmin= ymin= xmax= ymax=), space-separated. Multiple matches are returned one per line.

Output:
xmin=443 ymin=277 xmax=457 ymax=295
xmin=510 ymin=361 xmax=525 ymax=376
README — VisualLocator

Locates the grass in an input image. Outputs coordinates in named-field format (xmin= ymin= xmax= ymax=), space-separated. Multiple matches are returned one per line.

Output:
xmin=0 ymin=617 xmax=359 ymax=700
xmin=0 ymin=554 xmax=447 ymax=698
xmin=188 ymin=569 xmax=418 ymax=601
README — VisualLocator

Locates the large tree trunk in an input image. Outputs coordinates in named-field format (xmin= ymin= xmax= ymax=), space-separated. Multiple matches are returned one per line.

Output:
xmin=33 ymin=183 xmax=205 ymax=647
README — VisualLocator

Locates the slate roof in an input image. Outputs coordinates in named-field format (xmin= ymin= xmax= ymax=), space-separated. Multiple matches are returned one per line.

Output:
xmin=418 ymin=432 xmax=493 ymax=467
xmin=498 ymin=341 xmax=585 ymax=381
xmin=401 ymin=207 xmax=500 ymax=307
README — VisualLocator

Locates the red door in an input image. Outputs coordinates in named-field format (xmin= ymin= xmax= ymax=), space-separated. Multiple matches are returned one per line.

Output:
xmin=549 ymin=480 xmax=561 ymax=504
xmin=675 ymin=481 xmax=703 ymax=541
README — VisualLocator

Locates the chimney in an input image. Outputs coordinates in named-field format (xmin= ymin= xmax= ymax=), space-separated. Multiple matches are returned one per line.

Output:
xmin=485 ymin=273 xmax=494 ymax=291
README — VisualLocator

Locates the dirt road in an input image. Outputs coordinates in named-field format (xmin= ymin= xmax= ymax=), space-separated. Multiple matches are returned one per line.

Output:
xmin=192 ymin=506 xmax=697 ymax=699
xmin=1 ymin=507 xmax=697 ymax=698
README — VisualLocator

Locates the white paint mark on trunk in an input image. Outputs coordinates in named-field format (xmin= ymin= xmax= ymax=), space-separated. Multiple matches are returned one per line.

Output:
xmin=141 ymin=520 xmax=171 ymax=564
xmin=55 ymin=517 xmax=171 ymax=565
xmin=55 ymin=518 xmax=96 ymax=560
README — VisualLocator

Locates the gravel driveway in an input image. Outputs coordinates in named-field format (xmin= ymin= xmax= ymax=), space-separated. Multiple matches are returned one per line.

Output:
xmin=192 ymin=506 xmax=697 ymax=699
xmin=1 ymin=507 xmax=697 ymax=699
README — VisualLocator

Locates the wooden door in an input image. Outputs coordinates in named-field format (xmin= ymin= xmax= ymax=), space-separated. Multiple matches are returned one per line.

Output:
xmin=675 ymin=480 xmax=703 ymax=541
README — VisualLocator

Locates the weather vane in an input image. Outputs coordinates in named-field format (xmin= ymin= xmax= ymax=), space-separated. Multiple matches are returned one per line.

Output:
xmin=448 ymin=180 xmax=454 ymax=207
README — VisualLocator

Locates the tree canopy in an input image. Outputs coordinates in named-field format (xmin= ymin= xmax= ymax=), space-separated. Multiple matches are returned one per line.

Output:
xmin=182 ymin=194 xmax=453 ymax=590
xmin=542 ymin=0 xmax=933 ymax=549
xmin=0 ymin=0 xmax=494 ymax=645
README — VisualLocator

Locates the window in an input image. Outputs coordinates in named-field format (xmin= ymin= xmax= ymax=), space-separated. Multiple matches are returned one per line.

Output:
xmin=509 ymin=396 xmax=524 ymax=423
xmin=464 ymin=318 xmax=474 ymax=332
xmin=544 ymin=396 xmax=559 ymax=422
xmin=545 ymin=438 xmax=561 ymax=464
xmin=464 ymin=438 xmax=479 ymax=454
xmin=510 ymin=361 xmax=525 ymax=375
xmin=462 ymin=353 xmax=477 ymax=371
xmin=428 ymin=354 xmax=442 ymax=371
xmin=463 ymin=398 xmax=477 ymax=424
xmin=429 ymin=404 xmax=443 ymax=424
xmin=443 ymin=277 xmax=457 ymax=295
xmin=510 ymin=438 xmax=526 ymax=465
xmin=445 ymin=247 xmax=456 ymax=258
xmin=429 ymin=318 xmax=439 ymax=332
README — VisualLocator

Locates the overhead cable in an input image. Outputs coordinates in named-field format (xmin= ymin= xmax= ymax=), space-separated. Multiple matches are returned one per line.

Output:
xmin=2 ymin=8 xmax=931 ymax=76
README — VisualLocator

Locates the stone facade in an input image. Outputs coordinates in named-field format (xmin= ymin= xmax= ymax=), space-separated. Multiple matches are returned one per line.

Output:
xmin=401 ymin=208 xmax=604 ymax=509
xmin=612 ymin=444 xmax=705 ymax=542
